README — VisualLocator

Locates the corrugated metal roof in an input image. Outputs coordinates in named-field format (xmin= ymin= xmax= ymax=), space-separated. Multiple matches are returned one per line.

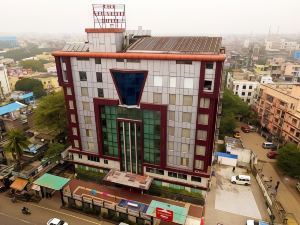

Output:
xmin=62 ymin=43 xmax=89 ymax=52
xmin=126 ymin=36 xmax=222 ymax=55
xmin=0 ymin=101 xmax=26 ymax=116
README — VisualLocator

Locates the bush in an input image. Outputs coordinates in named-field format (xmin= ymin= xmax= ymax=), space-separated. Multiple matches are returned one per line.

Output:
xmin=277 ymin=143 xmax=300 ymax=178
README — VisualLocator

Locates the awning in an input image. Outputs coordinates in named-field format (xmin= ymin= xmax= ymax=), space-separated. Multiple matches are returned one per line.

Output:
xmin=10 ymin=178 xmax=28 ymax=191
xmin=33 ymin=173 xmax=70 ymax=190
xmin=31 ymin=184 xmax=41 ymax=191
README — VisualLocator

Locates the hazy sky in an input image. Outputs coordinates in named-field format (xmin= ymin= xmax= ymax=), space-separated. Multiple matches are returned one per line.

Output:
xmin=1 ymin=0 xmax=300 ymax=36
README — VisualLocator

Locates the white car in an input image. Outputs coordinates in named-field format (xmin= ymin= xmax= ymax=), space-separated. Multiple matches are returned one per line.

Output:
xmin=47 ymin=218 xmax=68 ymax=225
xmin=231 ymin=175 xmax=251 ymax=186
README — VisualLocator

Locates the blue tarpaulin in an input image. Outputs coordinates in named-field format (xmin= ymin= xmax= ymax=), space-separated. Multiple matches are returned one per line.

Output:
xmin=19 ymin=92 xmax=33 ymax=100
xmin=215 ymin=151 xmax=238 ymax=159
xmin=0 ymin=102 xmax=25 ymax=116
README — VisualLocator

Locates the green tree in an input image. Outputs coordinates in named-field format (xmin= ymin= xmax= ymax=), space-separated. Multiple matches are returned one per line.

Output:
xmin=277 ymin=143 xmax=300 ymax=178
xmin=33 ymin=91 xmax=67 ymax=134
xmin=15 ymin=78 xmax=46 ymax=98
xmin=44 ymin=143 xmax=65 ymax=160
xmin=19 ymin=60 xmax=46 ymax=72
xmin=4 ymin=129 xmax=30 ymax=168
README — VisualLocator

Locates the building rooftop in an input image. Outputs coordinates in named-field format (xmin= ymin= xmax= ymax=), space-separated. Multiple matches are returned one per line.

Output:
xmin=31 ymin=73 xmax=58 ymax=79
xmin=126 ymin=36 xmax=222 ymax=55
xmin=0 ymin=101 xmax=26 ymax=116
xmin=224 ymin=136 xmax=244 ymax=150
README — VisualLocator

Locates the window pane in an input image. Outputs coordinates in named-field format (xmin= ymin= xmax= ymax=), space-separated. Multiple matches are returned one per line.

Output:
xmin=95 ymin=58 xmax=101 ymax=64
xmin=168 ymin=126 xmax=175 ymax=136
xmin=154 ymin=76 xmax=162 ymax=87
xmin=82 ymin=101 xmax=90 ymax=111
xmin=197 ymin=130 xmax=207 ymax=140
xmin=182 ymin=112 xmax=192 ymax=123
xmin=206 ymin=62 xmax=214 ymax=69
xmin=182 ymin=128 xmax=190 ymax=138
xmin=169 ymin=111 xmax=175 ymax=121
xmin=81 ymin=87 xmax=89 ymax=96
xmin=199 ymin=98 xmax=210 ymax=108
xmin=184 ymin=78 xmax=193 ymax=89
xmin=88 ymin=142 xmax=94 ymax=150
xmin=168 ymin=141 xmax=174 ymax=150
xmin=195 ymin=160 xmax=204 ymax=170
xmin=66 ymin=87 xmax=72 ymax=95
xmin=69 ymin=100 xmax=74 ymax=109
xmin=70 ymin=114 xmax=76 ymax=123
xmin=153 ymin=93 xmax=162 ymax=104
xmin=84 ymin=116 xmax=92 ymax=124
xmin=98 ymin=88 xmax=104 ymax=97
xmin=198 ymin=114 xmax=209 ymax=125
xmin=170 ymin=77 xmax=176 ymax=88
xmin=196 ymin=145 xmax=206 ymax=156
xmin=169 ymin=94 xmax=176 ymax=105
xmin=96 ymin=72 xmax=103 ymax=82
xmin=72 ymin=127 xmax=78 ymax=136
xmin=183 ymin=95 xmax=193 ymax=106
xmin=86 ymin=129 xmax=92 ymax=137
xmin=74 ymin=140 xmax=79 ymax=148
xmin=181 ymin=143 xmax=189 ymax=153
xmin=204 ymin=80 xmax=213 ymax=91
xmin=79 ymin=71 xmax=87 ymax=81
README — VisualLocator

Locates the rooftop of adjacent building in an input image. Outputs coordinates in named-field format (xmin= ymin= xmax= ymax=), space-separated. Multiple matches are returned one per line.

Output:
xmin=261 ymin=83 xmax=300 ymax=100
xmin=30 ymin=73 xmax=57 ymax=79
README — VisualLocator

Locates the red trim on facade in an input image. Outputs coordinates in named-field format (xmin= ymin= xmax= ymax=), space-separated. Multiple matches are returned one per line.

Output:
xmin=52 ymin=51 xmax=226 ymax=62
xmin=109 ymin=69 xmax=148 ymax=106
xmin=54 ymin=57 xmax=63 ymax=86
xmin=140 ymin=103 xmax=168 ymax=169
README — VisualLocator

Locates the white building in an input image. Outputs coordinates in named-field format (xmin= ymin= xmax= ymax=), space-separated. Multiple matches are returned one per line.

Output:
xmin=0 ymin=64 xmax=11 ymax=99
xmin=226 ymin=72 xmax=259 ymax=104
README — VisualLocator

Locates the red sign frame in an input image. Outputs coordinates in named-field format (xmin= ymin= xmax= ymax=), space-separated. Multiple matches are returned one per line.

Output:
xmin=156 ymin=207 xmax=174 ymax=222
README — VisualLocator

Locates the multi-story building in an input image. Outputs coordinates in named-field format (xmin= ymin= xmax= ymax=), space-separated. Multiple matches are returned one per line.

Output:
xmin=256 ymin=84 xmax=300 ymax=146
xmin=53 ymin=27 xmax=225 ymax=194
xmin=0 ymin=64 xmax=11 ymax=99
xmin=226 ymin=72 xmax=259 ymax=105
xmin=282 ymin=62 xmax=300 ymax=82
xmin=254 ymin=64 xmax=270 ymax=76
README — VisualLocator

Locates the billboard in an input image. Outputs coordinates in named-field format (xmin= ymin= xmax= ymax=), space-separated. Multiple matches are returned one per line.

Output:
xmin=156 ymin=207 xmax=174 ymax=222
xmin=294 ymin=50 xmax=300 ymax=60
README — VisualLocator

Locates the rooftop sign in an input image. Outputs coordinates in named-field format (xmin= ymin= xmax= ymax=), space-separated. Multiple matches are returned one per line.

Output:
xmin=92 ymin=4 xmax=126 ymax=29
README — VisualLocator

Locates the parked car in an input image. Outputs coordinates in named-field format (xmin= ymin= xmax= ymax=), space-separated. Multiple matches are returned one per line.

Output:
xmin=262 ymin=142 xmax=277 ymax=149
xmin=233 ymin=130 xmax=241 ymax=138
xmin=241 ymin=125 xmax=250 ymax=133
xmin=47 ymin=218 xmax=68 ymax=225
xmin=246 ymin=219 xmax=269 ymax=225
xmin=267 ymin=151 xmax=279 ymax=159
xmin=231 ymin=175 xmax=251 ymax=186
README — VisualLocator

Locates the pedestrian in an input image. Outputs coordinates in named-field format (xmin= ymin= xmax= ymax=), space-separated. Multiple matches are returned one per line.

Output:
xmin=275 ymin=181 xmax=280 ymax=191
xmin=232 ymin=167 xmax=236 ymax=172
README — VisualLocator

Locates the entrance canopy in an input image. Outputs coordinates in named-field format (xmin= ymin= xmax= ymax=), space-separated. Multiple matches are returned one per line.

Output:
xmin=33 ymin=173 xmax=70 ymax=190
xmin=10 ymin=177 xmax=28 ymax=191
xmin=103 ymin=169 xmax=153 ymax=190
xmin=146 ymin=200 xmax=188 ymax=225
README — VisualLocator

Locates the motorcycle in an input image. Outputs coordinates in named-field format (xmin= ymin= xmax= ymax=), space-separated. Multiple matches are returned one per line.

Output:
xmin=21 ymin=207 xmax=31 ymax=215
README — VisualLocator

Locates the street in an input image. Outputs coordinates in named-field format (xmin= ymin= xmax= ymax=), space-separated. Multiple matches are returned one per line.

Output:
xmin=0 ymin=192 xmax=113 ymax=225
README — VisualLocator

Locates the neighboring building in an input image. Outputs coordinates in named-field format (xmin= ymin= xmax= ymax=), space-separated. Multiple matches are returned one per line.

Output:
xmin=10 ymin=91 xmax=35 ymax=105
xmin=227 ymin=71 xmax=259 ymax=104
xmin=254 ymin=64 xmax=270 ymax=76
xmin=53 ymin=28 xmax=225 ymax=193
xmin=0 ymin=64 xmax=11 ymax=99
xmin=29 ymin=73 xmax=60 ymax=92
xmin=44 ymin=62 xmax=57 ymax=73
xmin=281 ymin=62 xmax=300 ymax=82
xmin=0 ymin=36 xmax=17 ymax=48
xmin=256 ymin=84 xmax=300 ymax=146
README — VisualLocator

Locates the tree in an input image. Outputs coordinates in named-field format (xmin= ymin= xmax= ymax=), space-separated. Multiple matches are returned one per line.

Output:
xmin=15 ymin=78 xmax=46 ymax=98
xmin=4 ymin=129 xmax=30 ymax=168
xmin=44 ymin=143 xmax=65 ymax=160
xmin=33 ymin=91 xmax=67 ymax=134
xmin=277 ymin=143 xmax=300 ymax=178
xmin=19 ymin=60 xmax=46 ymax=72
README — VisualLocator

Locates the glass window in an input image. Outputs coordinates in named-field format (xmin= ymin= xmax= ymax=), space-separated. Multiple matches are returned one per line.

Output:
xmin=82 ymin=101 xmax=90 ymax=111
xmin=204 ymin=80 xmax=213 ymax=91
xmin=181 ymin=157 xmax=189 ymax=166
xmin=242 ymin=92 xmax=245 ymax=96
xmin=176 ymin=60 xmax=192 ymax=65
xmin=98 ymin=88 xmax=104 ymax=97
xmin=170 ymin=77 xmax=176 ymax=88
xmin=168 ymin=126 xmax=175 ymax=136
xmin=74 ymin=140 xmax=79 ymax=148
xmin=195 ymin=160 xmax=204 ymax=170
xmin=87 ymin=142 xmax=94 ymax=150
xmin=182 ymin=112 xmax=192 ymax=123
xmin=182 ymin=129 xmax=190 ymax=138
xmin=69 ymin=100 xmax=74 ymax=109
xmin=196 ymin=145 xmax=206 ymax=156
xmin=183 ymin=95 xmax=193 ymax=106
xmin=86 ymin=129 xmax=92 ymax=137
xmin=169 ymin=111 xmax=175 ymax=121
xmin=169 ymin=94 xmax=176 ymax=105
xmin=184 ymin=78 xmax=194 ymax=89
xmin=242 ymin=85 xmax=246 ymax=89
xmin=191 ymin=176 xmax=202 ymax=182
xmin=199 ymin=98 xmax=210 ymax=108
xmin=95 ymin=58 xmax=101 ymax=64
xmin=154 ymin=76 xmax=163 ymax=87
xmin=206 ymin=62 xmax=214 ymax=69
xmin=84 ymin=116 xmax=92 ymax=124
xmin=81 ymin=87 xmax=89 ymax=96
xmin=168 ymin=141 xmax=174 ymax=150
xmin=249 ymin=85 xmax=253 ymax=89
xmin=248 ymin=92 xmax=251 ymax=96
xmin=153 ymin=93 xmax=162 ymax=104
xmin=116 ymin=58 xmax=124 ymax=62
xmin=79 ymin=71 xmax=87 ymax=81
xmin=72 ymin=127 xmax=78 ymax=136
xmin=66 ymin=87 xmax=72 ymax=95
xmin=197 ymin=130 xmax=207 ymax=141
xmin=181 ymin=143 xmax=189 ymax=153
xmin=77 ymin=57 xmax=89 ymax=61
xmin=198 ymin=114 xmax=209 ymax=125
xmin=178 ymin=173 xmax=187 ymax=180
xmin=96 ymin=72 xmax=102 ymax=82
xmin=70 ymin=114 xmax=76 ymax=123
